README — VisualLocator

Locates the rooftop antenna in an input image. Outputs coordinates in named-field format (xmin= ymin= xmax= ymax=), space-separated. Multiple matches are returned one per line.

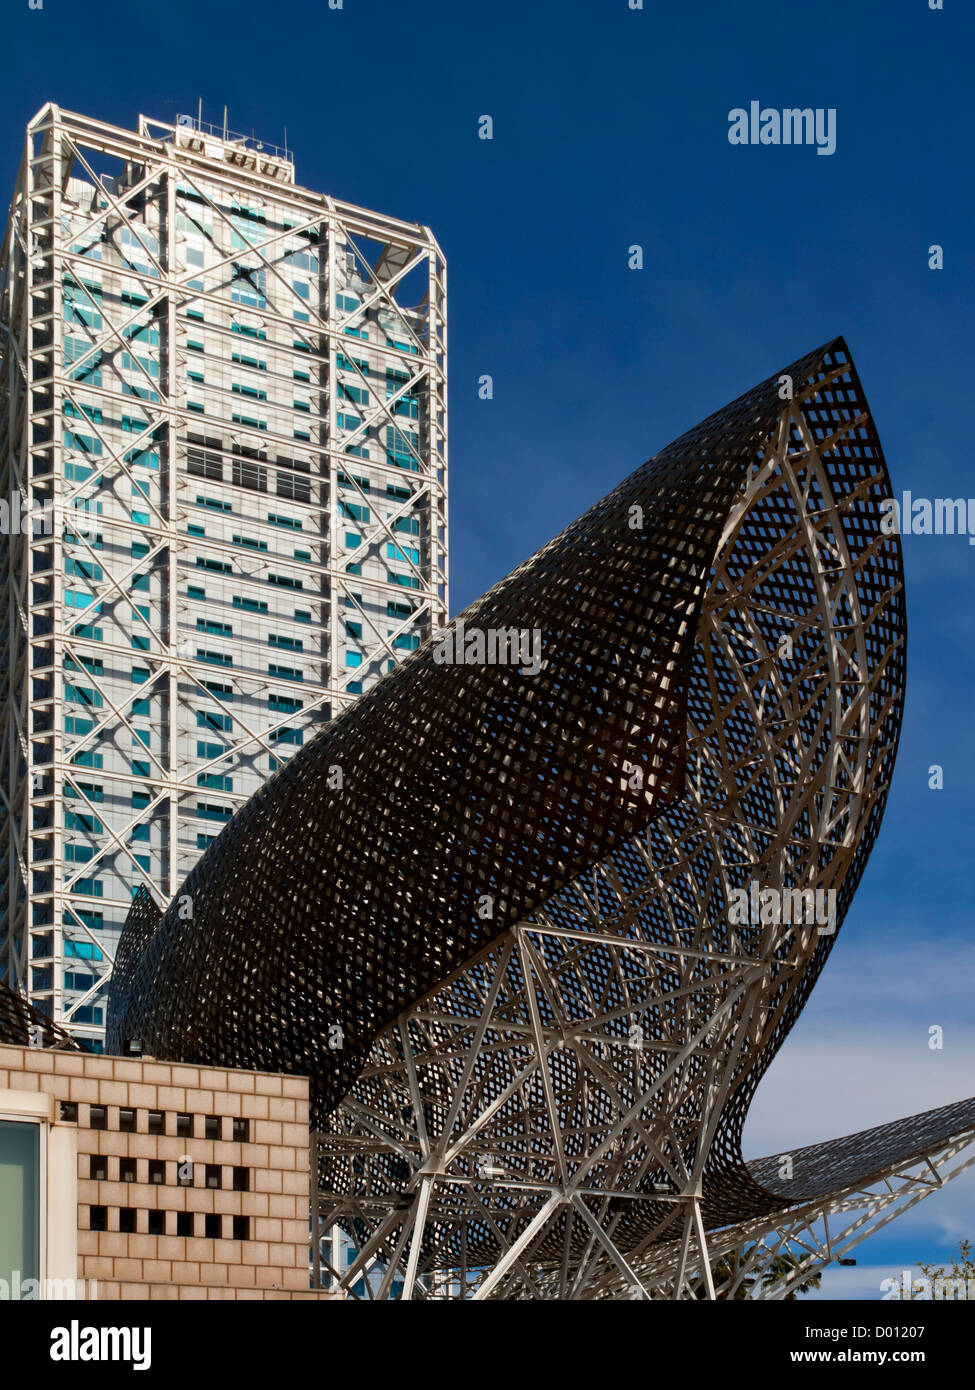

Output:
xmin=284 ymin=126 xmax=288 ymax=156
xmin=223 ymin=105 xmax=228 ymax=141
xmin=197 ymin=96 xmax=202 ymax=127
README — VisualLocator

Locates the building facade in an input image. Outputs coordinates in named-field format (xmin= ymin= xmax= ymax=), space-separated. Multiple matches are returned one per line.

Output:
xmin=0 ymin=105 xmax=448 ymax=1047
xmin=0 ymin=1038 xmax=333 ymax=1300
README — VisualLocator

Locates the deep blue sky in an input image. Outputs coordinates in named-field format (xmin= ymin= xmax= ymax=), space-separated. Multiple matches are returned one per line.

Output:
xmin=3 ymin=0 xmax=973 ymax=1294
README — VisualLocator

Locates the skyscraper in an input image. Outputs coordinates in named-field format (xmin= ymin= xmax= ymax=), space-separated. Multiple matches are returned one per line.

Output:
xmin=0 ymin=104 xmax=448 ymax=1048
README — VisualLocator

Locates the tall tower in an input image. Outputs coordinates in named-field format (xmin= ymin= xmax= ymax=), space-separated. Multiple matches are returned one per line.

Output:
xmin=0 ymin=105 xmax=448 ymax=1048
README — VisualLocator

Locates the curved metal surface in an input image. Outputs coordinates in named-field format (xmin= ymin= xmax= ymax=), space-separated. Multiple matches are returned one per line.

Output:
xmin=107 ymin=337 xmax=927 ymax=1296
xmin=109 ymin=340 xmax=834 ymax=1108
xmin=0 ymin=979 xmax=88 ymax=1051
xmin=312 ymin=337 xmax=912 ymax=1292
xmin=748 ymin=1095 xmax=975 ymax=1202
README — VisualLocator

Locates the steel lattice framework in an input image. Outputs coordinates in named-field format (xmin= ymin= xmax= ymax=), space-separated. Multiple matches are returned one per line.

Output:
xmin=105 ymin=337 xmax=971 ymax=1298
xmin=0 ymin=105 xmax=447 ymax=1045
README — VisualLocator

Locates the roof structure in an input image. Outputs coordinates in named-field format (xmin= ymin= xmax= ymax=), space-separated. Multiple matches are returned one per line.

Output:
xmin=749 ymin=1095 xmax=975 ymax=1203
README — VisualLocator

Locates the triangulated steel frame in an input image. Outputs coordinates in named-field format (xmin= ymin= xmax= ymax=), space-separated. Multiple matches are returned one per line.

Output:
xmin=0 ymin=104 xmax=448 ymax=1043
xmin=106 ymin=338 xmax=968 ymax=1299
xmin=312 ymin=1116 xmax=975 ymax=1301
xmin=306 ymin=343 xmax=932 ymax=1299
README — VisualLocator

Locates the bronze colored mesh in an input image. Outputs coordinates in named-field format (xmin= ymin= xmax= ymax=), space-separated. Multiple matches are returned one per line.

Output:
xmin=0 ymin=979 xmax=88 ymax=1051
xmin=314 ymin=336 xmax=914 ymax=1275
xmin=748 ymin=1096 xmax=975 ymax=1203
xmin=107 ymin=333 xmax=902 ymax=1251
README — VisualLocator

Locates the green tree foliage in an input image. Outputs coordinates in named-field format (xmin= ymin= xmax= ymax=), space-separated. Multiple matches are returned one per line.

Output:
xmin=704 ymin=1247 xmax=823 ymax=1299
xmin=912 ymin=1239 xmax=974 ymax=1298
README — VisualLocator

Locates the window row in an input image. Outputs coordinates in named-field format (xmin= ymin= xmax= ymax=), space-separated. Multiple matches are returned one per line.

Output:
xmin=88 ymin=1155 xmax=249 ymax=1190
xmin=80 ymin=1105 xmax=248 ymax=1142
xmin=88 ymin=1207 xmax=249 ymax=1240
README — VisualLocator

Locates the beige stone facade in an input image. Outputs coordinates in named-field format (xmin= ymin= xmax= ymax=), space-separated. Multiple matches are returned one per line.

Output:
xmin=0 ymin=1044 xmax=331 ymax=1299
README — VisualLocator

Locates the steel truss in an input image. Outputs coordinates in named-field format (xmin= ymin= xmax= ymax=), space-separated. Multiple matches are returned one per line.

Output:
xmin=313 ymin=940 xmax=975 ymax=1302
xmin=309 ymin=364 xmax=919 ymax=1299
xmin=0 ymin=105 xmax=447 ymax=1041
xmin=705 ymin=1130 xmax=975 ymax=1301
xmin=601 ymin=1120 xmax=975 ymax=1301
xmin=311 ymin=923 xmax=758 ymax=1300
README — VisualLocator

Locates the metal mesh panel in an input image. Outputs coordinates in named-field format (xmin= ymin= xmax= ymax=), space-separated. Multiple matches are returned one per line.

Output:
xmin=107 ymin=338 xmax=924 ymax=1297
xmin=109 ymin=341 xmax=834 ymax=1106
xmin=0 ymin=980 xmax=88 ymax=1051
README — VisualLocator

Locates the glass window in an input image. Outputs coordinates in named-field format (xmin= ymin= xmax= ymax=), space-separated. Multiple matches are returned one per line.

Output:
xmin=0 ymin=1121 xmax=40 ymax=1295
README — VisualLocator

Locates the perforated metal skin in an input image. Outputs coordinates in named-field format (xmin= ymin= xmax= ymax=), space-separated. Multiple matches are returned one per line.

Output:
xmin=313 ymin=337 xmax=913 ymax=1283
xmin=109 ymin=344 xmax=828 ymax=1084
xmin=0 ymin=980 xmax=87 ymax=1051
xmin=108 ymin=339 xmax=922 ymax=1278
xmin=748 ymin=1097 xmax=975 ymax=1204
